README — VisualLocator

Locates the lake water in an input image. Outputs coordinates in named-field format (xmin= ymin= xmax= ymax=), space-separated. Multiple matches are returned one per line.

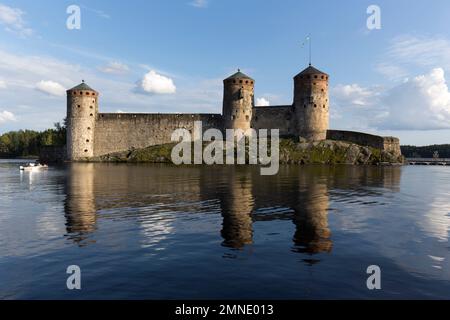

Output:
xmin=1 ymin=159 xmax=450 ymax=299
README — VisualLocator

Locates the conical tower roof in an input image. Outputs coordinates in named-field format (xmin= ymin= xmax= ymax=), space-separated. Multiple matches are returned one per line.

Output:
xmin=225 ymin=69 xmax=254 ymax=81
xmin=67 ymin=81 xmax=96 ymax=92
xmin=294 ymin=65 xmax=328 ymax=78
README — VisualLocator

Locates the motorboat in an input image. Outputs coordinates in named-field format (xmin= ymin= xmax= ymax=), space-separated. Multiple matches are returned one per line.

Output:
xmin=19 ymin=162 xmax=49 ymax=171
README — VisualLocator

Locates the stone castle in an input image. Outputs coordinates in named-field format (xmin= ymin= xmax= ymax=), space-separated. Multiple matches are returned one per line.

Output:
xmin=66 ymin=65 xmax=401 ymax=161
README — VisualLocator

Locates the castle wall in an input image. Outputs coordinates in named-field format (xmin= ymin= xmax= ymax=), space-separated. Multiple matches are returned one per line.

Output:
xmin=93 ymin=113 xmax=223 ymax=157
xmin=251 ymin=106 xmax=295 ymax=136
xmin=326 ymin=130 xmax=401 ymax=155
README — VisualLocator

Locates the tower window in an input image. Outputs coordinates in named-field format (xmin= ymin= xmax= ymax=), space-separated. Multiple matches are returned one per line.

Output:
xmin=245 ymin=81 xmax=248 ymax=84
xmin=84 ymin=149 xmax=88 ymax=153
xmin=314 ymin=104 xmax=317 ymax=108
xmin=90 ymin=113 xmax=93 ymax=117
xmin=77 ymin=105 xmax=81 ymax=108
xmin=321 ymin=76 xmax=324 ymax=79
xmin=231 ymin=116 xmax=235 ymax=120
xmin=87 ymin=127 xmax=91 ymax=130
xmin=246 ymin=115 xmax=249 ymax=121
xmin=321 ymin=89 xmax=324 ymax=92
xmin=90 ymin=106 xmax=93 ymax=109
xmin=86 ymin=92 xmax=90 ymax=95
xmin=240 ymin=80 xmax=243 ymax=83
xmin=86 ymin=139 xmax=90 ymax=143
xmin=314 ymin=75 xmax=318 ymax=79
xmin=304 ymin=105 xmax=307 ymax=108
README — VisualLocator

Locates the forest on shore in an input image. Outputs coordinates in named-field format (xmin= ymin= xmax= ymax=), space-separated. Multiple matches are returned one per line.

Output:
xmin=401 ymin=145 xmax=450 ymax=158
xmin=0 ymin=122 xmax=66 ymax=158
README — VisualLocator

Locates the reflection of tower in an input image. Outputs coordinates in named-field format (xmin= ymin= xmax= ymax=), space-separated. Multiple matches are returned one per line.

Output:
xmin=293 ymin=178 xmax=332 ymax=255
xmin=64 ymin=163 xmax=97 ymax=245
xmin=220 ymin=169 xmax=255 ymax=249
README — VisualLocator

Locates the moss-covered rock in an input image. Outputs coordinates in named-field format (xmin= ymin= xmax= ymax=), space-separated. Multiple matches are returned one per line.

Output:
xmin=95 ymin=138 xmax=404 ymax=165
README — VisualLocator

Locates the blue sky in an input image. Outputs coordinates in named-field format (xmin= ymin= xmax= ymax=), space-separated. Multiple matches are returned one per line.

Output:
xmin=1 ymin=0 xmax=450 ymax=145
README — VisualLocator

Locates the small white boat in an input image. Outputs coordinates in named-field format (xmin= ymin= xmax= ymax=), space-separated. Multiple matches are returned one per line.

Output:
xmin=19 ymin=162 xmax=49 ymax=171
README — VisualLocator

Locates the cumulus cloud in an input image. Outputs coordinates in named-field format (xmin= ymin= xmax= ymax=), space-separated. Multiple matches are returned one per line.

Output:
xmin=35 ymin=80 xmax=66 ymax=97
xmin=256 ymin=97 xmax=270 ymax=106
xmin=99 ymin=61 xmax=130 ymax=74
xmin=332 ymin=68 xmax=450 ymax=131
xmin=136 ymin=70 xmax=176 ymax=95
xmin=0 ymin=110 xmax=16 ymax=124
xmin=332 ymin=84 xmax=380 ymax=107
xmin=374 ymin=68 xmax=450 ymax=130
xmin=189 ymin=0 xmax=208 ymax=8
xmin=0 ymin=4 xmax=33 ymax=37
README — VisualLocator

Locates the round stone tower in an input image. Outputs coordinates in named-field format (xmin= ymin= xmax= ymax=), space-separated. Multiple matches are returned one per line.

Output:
xmin=66 ymin=81 xmax=98 ymax=161
xmin=222 ymin=70 xmax=255 ymax=133
xmin=293 ymin=65 xmax=329 ymax=141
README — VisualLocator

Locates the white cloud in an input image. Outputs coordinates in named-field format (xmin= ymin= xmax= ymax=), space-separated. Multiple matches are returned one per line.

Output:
xmin=376 ymin=35 xmax=450 ymax=80
xmin=81 ymin=5 xmax=111 ymax=19
xmin=256 ymin=97 xmax=270 ymax=106
xmin=189 ymin=0 xmax=208 ymax=8
xmin=0 ymin=110 xmax=16 ymax=124
xmin=0 ymin=80 xmax=6 ymax=89
xmin=374 ymin=68 xmax=450 ymax=130
xmin=331 ymin=68 xmax=450 ymax=131
xmin=99 ymin=61 xmax=129 ymax=74
xmin=35 ymin=81 xmax=66 ymax=97
xmin=137 ymin=70 xmax=176 ymax=95
xmin=332 ymin=84 xmax=380 ymax=107
xmin=0 ymin=4 xmax=33 ymax=37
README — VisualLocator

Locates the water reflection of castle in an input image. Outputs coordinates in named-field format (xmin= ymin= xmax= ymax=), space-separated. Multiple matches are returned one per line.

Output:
xmin=64 ymin=164 xmax=402 ymax=256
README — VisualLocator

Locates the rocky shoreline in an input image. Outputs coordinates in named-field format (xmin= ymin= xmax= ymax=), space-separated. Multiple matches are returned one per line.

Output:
xmin=93 ymin=139 xmax=404 ymax=165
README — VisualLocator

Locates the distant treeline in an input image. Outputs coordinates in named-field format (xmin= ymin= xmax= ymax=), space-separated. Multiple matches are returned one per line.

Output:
xmin=0 ymin=122 xmax=66 ymax=158
xmin=401 ymin=145 xmax=450 ymax=158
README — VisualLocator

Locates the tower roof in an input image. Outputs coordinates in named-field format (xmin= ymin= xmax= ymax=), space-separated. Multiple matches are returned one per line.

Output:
xmin=68 ymin=81 xmax=96 ymax=92
xmin=294 ymin=65 xmax=328 ymax=78
xmin=225 ymin=69 xmax=254 ymax=81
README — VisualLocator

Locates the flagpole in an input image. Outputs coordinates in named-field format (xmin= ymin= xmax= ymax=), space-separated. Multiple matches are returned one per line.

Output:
xmin=309 ymin=35 xmax=312 ymax=66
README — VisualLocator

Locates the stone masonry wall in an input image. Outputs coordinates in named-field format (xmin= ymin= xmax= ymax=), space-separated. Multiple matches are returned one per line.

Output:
xmin=94 ymin=113 xmax=223 ymax=157
xmin=326 ymin=130 xmax=401 ymax=155
xmin=251 ymin=106 xmax=295 ymax=136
